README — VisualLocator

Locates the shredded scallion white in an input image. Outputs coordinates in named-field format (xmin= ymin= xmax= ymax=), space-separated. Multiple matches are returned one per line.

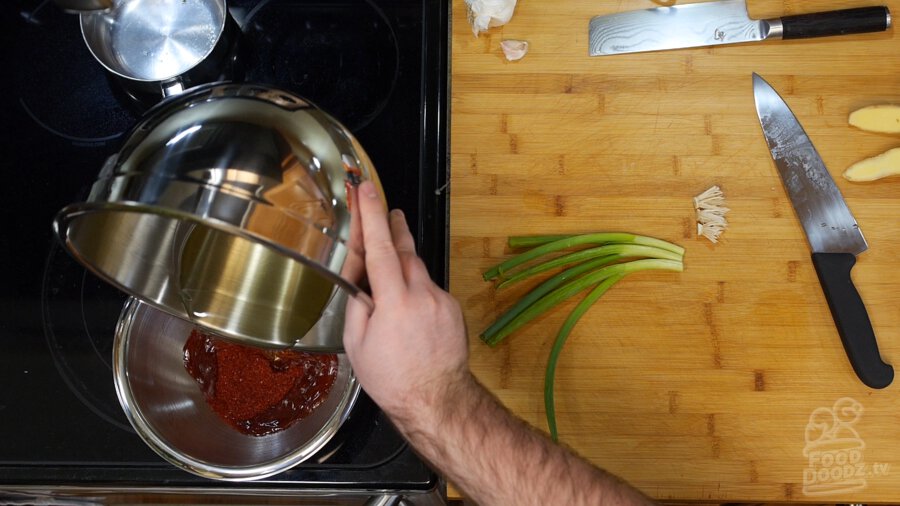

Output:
xmin=694 ymin=185 xmax=729 ymax=243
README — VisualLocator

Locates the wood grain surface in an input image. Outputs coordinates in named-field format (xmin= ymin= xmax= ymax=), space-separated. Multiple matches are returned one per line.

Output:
xmin=449 ymin=0 xmax=900 ymax=502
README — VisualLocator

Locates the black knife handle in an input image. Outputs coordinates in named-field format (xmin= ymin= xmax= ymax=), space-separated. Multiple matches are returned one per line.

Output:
xmin=812 ymin=252 xmax=893 ymax=389
xmin=781 ymin=6 xmax=891 ymax=39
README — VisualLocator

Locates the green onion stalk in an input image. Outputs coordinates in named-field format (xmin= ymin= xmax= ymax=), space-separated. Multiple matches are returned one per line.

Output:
xmin=480 ymin=232 xmax=686 ymax=441
xmin=483 ymin=233 xmax=684 ymax=282
xmin=506 ymin=234 xmax=574 ymax=249
xmin=482 ymin=258 xmax=682 ymax=346
xmin=545 ymin=274 xmax=624 ymax=442
xmin=497 ymin=244 xmax=682 ymax=289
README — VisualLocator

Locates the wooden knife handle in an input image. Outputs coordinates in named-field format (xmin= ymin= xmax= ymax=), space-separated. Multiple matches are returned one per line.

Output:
xmin=781 ymin=6 xmax=891 ymax=39
xmin=812 ymin=252 xmax=893 ymax=389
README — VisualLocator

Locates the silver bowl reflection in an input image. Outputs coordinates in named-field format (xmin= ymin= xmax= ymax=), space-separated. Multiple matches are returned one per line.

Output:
xmin=113 ymin=297 xmax=360 ymax=481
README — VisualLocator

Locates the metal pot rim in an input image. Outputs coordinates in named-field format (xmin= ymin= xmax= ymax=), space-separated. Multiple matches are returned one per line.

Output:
xmin=54 ymin=198 xmax=373 ymax=348
xmin=55 ymin=198 xmax=367 ymax=296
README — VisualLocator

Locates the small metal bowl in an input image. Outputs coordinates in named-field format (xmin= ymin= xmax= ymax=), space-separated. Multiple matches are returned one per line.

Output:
xmin=79 ymin=0 xmax=233 ymax=96
xmin=113 ymin=297 xmax=360 ymax=481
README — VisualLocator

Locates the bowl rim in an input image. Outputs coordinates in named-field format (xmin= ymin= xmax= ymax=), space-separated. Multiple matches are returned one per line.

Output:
xmin=55 ymin=200 xmax=373 ymax=350
xmin=112 ymin=297 xmax=362 ymax=481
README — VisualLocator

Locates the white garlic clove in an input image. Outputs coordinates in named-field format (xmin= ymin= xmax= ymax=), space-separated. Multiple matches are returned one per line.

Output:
xmin=465 ymin=0 xmax=518 ymax=36
xmin=500 ymin=39 xmax=529 ymax=61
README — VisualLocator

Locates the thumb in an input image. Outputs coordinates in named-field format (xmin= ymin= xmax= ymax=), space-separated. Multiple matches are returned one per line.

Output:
xmin=342 ymin=293 xmax=371 ymax=356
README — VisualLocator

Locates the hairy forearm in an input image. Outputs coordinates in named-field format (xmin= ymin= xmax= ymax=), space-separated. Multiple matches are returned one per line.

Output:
xmin=389 ymin=373 xmax=655 ymax=506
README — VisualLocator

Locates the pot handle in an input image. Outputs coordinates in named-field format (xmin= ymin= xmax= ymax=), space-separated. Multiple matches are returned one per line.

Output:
xmin=161 ymin=79 xmax=185 ymax=97
xmin=52 ymin=0 xmax=114 ymax=13
xmin=363 ymin=496 xmax=407 ymax=506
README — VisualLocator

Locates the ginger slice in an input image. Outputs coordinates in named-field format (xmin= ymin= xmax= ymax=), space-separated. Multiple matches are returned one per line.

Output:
xmin=844 ymin=147 xmax=900 ymax=182
xmin=849 ymin=105 xmax=900 ymax=134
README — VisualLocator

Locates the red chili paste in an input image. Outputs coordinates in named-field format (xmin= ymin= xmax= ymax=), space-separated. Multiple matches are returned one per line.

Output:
xmin=183 ymin=329 xmax=338 ymax=437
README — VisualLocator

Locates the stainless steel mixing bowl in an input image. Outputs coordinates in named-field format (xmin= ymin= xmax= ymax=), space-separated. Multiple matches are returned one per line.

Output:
xmin=114 ymin=297 xmax=360 ymax=481
xmin=53 ymin=83 xmax=383 ymax=350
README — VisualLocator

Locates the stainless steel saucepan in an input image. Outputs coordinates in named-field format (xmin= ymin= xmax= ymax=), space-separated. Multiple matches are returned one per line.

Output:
xmin=54 ymin=0 xmax=237 ymax=96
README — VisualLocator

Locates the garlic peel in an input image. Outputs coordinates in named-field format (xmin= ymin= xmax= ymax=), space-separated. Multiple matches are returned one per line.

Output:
xmin=465 ymin=0 xmax=518 ymax=36
xmin=500 ymin=39 xmax=528 ymax=61
xmin=694 ymin=185 xmax=729 ymax=244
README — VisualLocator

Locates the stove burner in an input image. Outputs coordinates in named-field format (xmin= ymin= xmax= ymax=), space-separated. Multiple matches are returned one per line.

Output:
xmin=2 ymin=0 xmax=443 ymax=487
xmin=241 ymin=0 xmax=400 ymax=132
xmin=42 ymin=242 xmax=133 ymax=432
xmin=15 ymin=2 xmax=137 ymax=145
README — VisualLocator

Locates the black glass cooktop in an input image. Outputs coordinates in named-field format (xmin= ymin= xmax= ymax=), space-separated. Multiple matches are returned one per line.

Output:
xmin=0 ymin=0 xmax=447 ymax=492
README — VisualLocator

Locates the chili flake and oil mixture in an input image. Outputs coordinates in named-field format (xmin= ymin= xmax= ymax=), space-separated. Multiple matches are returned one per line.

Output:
xmin=183 ymin=329 xmax=339 ymax=437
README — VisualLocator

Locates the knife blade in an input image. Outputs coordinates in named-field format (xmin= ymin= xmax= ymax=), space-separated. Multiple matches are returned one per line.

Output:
xmin=588 ymin=0 xmax=890 ymax=56
xmin=752 ymin=73 xmax=893 ymax=389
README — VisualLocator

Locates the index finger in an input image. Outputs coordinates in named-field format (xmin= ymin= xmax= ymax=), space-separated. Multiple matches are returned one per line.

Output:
xmin=357 ymin=181 xmax=406 ymax=300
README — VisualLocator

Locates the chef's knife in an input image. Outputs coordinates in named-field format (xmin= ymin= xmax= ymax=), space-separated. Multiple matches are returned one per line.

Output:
xmin=752 ymin=73 xmax=893 ymax=389
xmin=589 ymin=0 xmax=890 ymax=56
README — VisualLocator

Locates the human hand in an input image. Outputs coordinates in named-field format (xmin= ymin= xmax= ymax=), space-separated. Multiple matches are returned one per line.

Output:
xmin=342 ymin=181 xmax=470 ymax=423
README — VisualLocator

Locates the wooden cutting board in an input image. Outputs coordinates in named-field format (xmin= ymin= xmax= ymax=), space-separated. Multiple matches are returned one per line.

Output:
xmin=449 ymin=0 xmax=900 ymax=502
